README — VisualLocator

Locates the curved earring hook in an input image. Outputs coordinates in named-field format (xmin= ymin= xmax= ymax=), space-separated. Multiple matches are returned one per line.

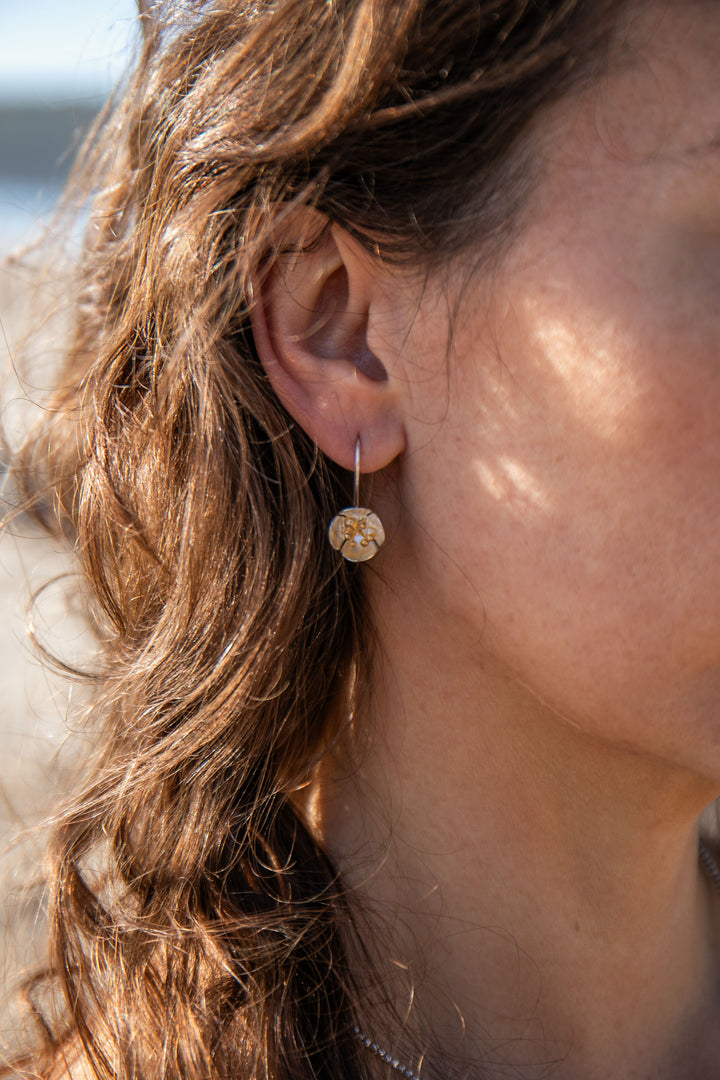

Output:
xmin=354 ymin=436 xmax=361 ymax=508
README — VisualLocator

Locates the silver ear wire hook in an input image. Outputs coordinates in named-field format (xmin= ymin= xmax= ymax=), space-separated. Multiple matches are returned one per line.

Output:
xmin=353 ymin=436 xmax=361 ymax=508
xmin=327 ymin=437 xmax=386 ymax=562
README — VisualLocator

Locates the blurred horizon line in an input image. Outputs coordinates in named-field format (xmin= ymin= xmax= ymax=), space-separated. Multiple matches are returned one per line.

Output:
xmin=0 ymin=85 xmax=109 ymax=108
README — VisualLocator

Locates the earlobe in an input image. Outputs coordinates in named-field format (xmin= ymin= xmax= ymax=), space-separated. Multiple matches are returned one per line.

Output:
xmin=250 ymin=214 xmax=405 ymax=474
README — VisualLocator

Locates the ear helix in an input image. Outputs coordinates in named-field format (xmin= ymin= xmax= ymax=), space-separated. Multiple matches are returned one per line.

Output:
xmin=328 ymin=438 xmax=385 ymax=562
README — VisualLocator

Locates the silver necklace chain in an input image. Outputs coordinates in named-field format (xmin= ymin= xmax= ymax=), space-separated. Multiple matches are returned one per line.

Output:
xmin=353 ymin=1026 xmax=421 ymax=1080
xmin=699 ymin=837 xmax=720 ymax=894
xmin=354 ymin=839 xmax=720 ymax=1080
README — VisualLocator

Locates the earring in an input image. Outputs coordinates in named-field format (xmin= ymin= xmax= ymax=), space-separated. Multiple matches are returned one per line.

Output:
xmin=328 ymin=438 xmax=385 ymax=562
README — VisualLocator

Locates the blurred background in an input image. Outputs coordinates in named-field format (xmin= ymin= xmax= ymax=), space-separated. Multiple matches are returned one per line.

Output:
xmin=0 ymin=0 xmax=135 ymax=247
xmin=0 ymin=0 xmax=136 ymax=1022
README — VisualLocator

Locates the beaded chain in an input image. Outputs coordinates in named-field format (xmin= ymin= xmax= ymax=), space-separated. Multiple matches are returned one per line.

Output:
xmin=699 ymin=838 xmax=720 ymax=895
xmin=353 ymin=1027 xmax=421 ymax=1080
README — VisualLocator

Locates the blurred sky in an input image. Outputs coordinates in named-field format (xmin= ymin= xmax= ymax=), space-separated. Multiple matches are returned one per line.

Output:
xmin=0 ymin=0 xmax=138 ymax=102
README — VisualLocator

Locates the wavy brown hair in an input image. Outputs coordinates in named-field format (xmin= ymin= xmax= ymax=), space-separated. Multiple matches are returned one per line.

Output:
xmin=5 ymin=1 xmax=625 ymax=1077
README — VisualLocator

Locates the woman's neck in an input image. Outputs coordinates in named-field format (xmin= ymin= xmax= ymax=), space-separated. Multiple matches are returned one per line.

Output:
xmin=312 ymin=610 xmax=720 ymax=1079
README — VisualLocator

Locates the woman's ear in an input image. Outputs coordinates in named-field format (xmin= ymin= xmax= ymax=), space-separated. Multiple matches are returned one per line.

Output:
xmin=250 ymin=211 xmax=406 ymax=473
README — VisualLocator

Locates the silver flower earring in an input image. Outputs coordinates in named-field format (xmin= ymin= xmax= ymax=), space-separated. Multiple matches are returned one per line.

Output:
xmin=328 ymin=438 xmax=385 ymax=562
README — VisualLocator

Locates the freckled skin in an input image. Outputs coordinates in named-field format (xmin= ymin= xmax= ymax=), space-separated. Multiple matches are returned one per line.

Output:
xmin=384 ymin=2 xmax=720 ymax=781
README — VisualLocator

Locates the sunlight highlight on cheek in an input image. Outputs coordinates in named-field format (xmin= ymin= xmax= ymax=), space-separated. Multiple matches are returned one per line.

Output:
xmin=528 ymin=310 xmax=647 ymax=442
xmin=474 ymin=457 xmax=553 ymax=513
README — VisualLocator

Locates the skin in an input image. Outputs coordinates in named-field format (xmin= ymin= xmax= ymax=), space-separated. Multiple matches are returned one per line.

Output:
xmin=254 ymin=2 xmax=720 ymax=1076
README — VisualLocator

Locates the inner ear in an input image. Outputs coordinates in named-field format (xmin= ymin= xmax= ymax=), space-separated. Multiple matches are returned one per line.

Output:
xmin=305 ymin=265 xmax=388 ymax=382
xmin=305 ymin=265 xmax=352 ymax=358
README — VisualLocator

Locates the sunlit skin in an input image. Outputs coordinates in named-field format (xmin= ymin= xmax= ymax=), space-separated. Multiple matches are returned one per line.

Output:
xmin=256 ymin=3 xmax=720 ymax=1076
